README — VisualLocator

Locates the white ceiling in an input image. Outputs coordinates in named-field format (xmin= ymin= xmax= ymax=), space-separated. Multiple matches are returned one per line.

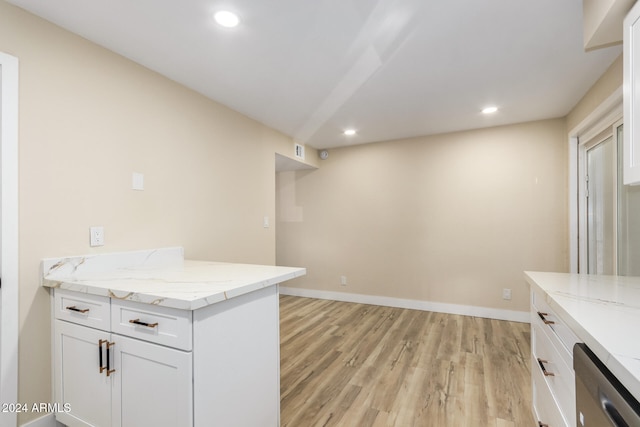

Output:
xmin=9 ymin=0 xmax=623 ymax=150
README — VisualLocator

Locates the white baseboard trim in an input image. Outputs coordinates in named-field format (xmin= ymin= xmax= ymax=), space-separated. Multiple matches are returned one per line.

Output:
xmin=279 ymin=287 xmax=530 ymax=323
xmin=20 ymin=413 xmax=62 ymax=427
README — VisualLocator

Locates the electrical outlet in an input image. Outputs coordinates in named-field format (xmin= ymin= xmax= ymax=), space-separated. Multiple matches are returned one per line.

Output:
xmin=90 ymin=226 xmax=104 ymax=247
xmin=340 ymin=276 xmax=347 ymax=286
xmin=502 ymin=288 xmax=512 ymax=300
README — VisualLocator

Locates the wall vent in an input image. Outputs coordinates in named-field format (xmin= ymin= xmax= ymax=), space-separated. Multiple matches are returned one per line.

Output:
xmin=294 ymin=143 xmax=305 ymax=160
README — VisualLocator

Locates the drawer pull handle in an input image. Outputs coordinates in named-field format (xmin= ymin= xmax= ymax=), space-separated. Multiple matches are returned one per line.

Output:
xmin=537 ymin=358 xmax=555 ymax=376
xmin=538 ymin=423 xmax=549 ymax=427
xmin=66 ymin=305 xmax=90 ymax=314
xmin=106 ymin=341 xmax=115 ymax=376
xmin=537 ymin=311 xmax=554 ymax=325
xmin=98 ymin=339 xmax=107 ymax=373
xmin=129 ymin=318 xmax=159 ymax=328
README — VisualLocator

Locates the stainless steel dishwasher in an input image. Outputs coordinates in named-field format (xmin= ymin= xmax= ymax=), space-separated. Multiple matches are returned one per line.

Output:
xmin=574 ymin=343 xmax=640 ymax=426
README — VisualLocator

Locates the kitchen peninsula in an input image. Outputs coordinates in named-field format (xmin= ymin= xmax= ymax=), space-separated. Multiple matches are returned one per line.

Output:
xmin=41 ymin=247 xmax=305 ymax=427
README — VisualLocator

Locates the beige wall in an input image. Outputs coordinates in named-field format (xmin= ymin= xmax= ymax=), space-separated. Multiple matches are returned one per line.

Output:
xmin=277 ymin=119 xmax=569 ymax=313
xmin=0 ymin=1 xmax=317 ymax=423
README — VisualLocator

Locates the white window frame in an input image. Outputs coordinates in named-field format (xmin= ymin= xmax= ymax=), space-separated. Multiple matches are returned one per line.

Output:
xmin=568 ymin=86 xmax=622 ymax=273
xmin=578 ymin=119 xmax=623 ymax=274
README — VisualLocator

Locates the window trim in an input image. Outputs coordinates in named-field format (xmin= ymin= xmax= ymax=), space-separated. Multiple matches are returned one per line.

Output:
xmin=568 ymin=86 xmax=622 ymax=273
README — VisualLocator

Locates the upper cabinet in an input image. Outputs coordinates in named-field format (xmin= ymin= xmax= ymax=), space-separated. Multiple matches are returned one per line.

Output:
xmin=625 ymin=1 xmax=640 ymax=185
xmin=584 ymin=0 xmax=636 ymax=50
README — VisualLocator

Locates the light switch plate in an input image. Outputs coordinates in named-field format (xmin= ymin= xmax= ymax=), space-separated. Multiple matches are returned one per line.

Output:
xmin=132 ymin=172 xmax=144 ymax=190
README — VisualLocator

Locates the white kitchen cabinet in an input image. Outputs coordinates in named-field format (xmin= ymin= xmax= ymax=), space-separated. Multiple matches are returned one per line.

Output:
xmin=530 ymin=288 xmax=579 ymax=427
xmin=624 ymin=1 xmax=640 ymax=185
xmin=53 ymin=290 xmax=192 ymax=427
xmin=51 ymin=285 xmax=280 ymax=427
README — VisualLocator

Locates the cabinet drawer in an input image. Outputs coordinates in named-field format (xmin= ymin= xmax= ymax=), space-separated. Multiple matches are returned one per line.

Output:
xmin=532 ymin=322 xmax=575 ymax=427
xmin=55 ymin=289 xmax=110 ymax=331
xmin=111 ymin=300 xmax=192 ymax=351
xmin=532 ymin=353 xmax=569 ymax=427
xmin=531 ymin=291 xmax=578 ymax=362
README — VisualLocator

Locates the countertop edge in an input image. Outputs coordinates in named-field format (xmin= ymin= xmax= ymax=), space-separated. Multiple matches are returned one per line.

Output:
xmin=44 ymin=269 xmax=306 ymax=310
xmin=42 ymin=250 xmax=307 ymax=311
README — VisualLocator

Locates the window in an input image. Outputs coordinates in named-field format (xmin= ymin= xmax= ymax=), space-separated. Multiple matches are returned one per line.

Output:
xmin=579 ymin=120 xmax=640 ymax=275
xmin=585 ymin=130 xmax=615 ymax=274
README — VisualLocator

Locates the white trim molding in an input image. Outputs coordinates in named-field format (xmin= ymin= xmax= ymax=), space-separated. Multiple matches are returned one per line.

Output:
xmin=0 ymin=51 xmax=19 ymax=427
xmin=19 ymin=413 xmax=62 ymax=427
xmin=280 ymin=287 xmax=530 ymax=323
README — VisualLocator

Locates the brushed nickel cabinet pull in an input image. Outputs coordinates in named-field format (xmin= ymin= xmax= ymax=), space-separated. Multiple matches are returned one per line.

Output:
xmin=537 ymin=358 xmax=555 ymax=376
xmin=537 ymin=311 xmax=554 ymax=325
xmin=129 ymin=318 xmax=159 ymax=328
xmin=66 ymin=305 xmax=90 ymax=314
xmin=106 ymin=341 xmax=115 ymax=376
xmin=98 ymin=339 xmax=107 ymax=373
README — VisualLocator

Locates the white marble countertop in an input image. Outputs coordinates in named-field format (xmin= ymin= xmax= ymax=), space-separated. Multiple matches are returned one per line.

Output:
xmin=42 ymin=247 xmax=306 ymax=310
xmin=525 ymin=271 xmax=640 ymax=399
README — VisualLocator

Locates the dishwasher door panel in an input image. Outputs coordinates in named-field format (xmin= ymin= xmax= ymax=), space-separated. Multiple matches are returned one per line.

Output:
xmin=574 ymin=343 xmax=640 ymax=427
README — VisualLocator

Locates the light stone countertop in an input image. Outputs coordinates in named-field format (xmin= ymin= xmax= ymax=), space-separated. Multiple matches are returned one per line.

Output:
xmin=42 ymin=247 xmax=306 ymax=310
xmin=525 ymin=271 xmax=640 ymax=400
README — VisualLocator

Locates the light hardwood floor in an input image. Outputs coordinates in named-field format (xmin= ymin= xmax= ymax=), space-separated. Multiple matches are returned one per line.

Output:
xmin=280 ymin=295 xmax=535 ymax=427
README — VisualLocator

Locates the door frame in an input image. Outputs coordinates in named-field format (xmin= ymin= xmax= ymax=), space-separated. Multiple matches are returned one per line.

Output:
xmin=0 ymin=51 xmax=19 ymax=427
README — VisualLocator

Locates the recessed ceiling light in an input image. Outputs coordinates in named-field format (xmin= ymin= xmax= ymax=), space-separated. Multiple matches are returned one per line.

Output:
xmin=482 ymin=106 xmax=498 ymax=114
xmin=214 ymin=11 xmax=240 ymax=28
xmin=343 ymin=129 xmax=357 ymax=136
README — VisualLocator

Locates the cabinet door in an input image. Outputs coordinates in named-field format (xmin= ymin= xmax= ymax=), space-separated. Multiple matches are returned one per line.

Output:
xmin=54 ymin=320 xmax=112 ymax=427
xmin=111 ymin=334 xmax=192 ymax=427
xmin=624 ymin=1 xmax=640 ymax=185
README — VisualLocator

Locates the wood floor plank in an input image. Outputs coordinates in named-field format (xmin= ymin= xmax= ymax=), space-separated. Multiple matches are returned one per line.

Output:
xmin=280 ymin=296 xmax=535 ymax=426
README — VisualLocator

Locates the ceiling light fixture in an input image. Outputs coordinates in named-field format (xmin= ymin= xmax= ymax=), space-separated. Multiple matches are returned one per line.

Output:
xmin=482 ymin=106 xmax=498 ymax=114
xmin=214 ymin=11 xmax=240 ymax=28
xmin=343 ymin=129 xmax=357 ymax=136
